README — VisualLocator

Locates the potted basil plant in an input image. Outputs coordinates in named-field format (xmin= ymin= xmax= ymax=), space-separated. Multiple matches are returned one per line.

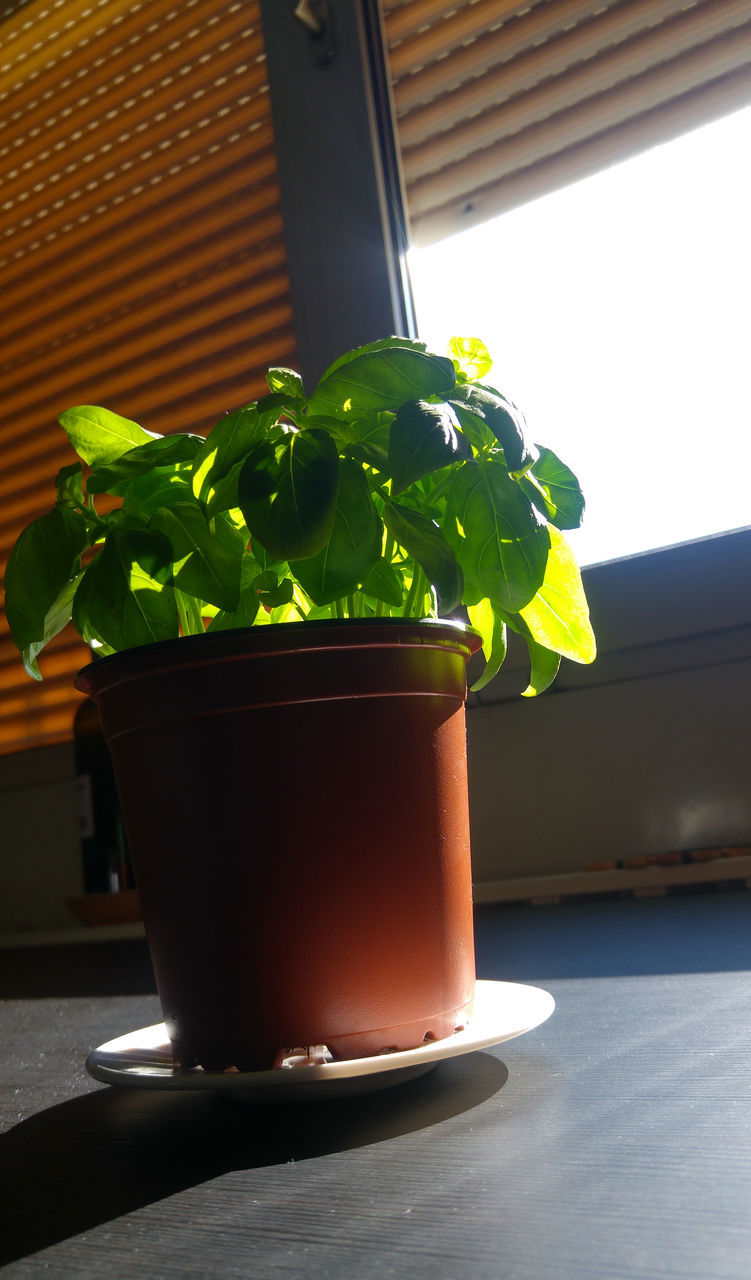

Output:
xmin=4 ymin=336 xmax=595 ymax=1073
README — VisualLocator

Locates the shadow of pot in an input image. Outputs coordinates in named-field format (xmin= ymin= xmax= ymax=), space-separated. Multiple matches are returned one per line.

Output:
xmin=76 ymin=619 xmax=482 ymax=1071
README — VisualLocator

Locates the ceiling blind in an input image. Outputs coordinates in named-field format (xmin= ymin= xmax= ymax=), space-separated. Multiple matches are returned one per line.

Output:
xmin=382 ymin=0 xmax=751 ymax=245
xmin=0 ymin=0 xmax=297 ymax=755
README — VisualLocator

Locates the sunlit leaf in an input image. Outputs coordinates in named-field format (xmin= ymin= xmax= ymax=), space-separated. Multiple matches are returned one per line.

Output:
xmin=519 ymin=447 xmax=586 ymax=530
xmin=519 ymin=525 xmax=596 ymax=664
xmin=151 ymin=502 xmax=243 ymax=612
xmin=307 ymin=345 xmax=455 ymax=420
xmin=79 ymin=529 xmax=177 ymax=650
xmin=467 ymin=597 xmax=508 ymax=692
xmin=59 ymin=406 xmax=157 ymax=467
xmin=448 ymin=336 xmax=493 ymax=382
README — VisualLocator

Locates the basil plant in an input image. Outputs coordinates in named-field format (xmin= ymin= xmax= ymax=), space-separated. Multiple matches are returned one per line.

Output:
xmin=4 ymin=336 xmax=596 ymax=694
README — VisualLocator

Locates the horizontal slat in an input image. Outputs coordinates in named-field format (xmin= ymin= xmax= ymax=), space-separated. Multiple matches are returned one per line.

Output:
xmin=407 ymin=26 xmax=751 ymax=217
xmin=386 ymin=0 xmax=542 ymax=78
xmin=1 ymin=73 xmax=271 ymax=237
xmin=411 ymin=62 xmax=751 ymax=242
xmin=396 ymin=0 xmax=725 ymax=148
xmin=1 ymin=0 xmax=257 ymax=147
xmin=3 ymin=209 xmax=285 ymax=370
xmin=402 ymin=3 xmax=751 ymax=183
xmin=1 ymin=135 xmax=279 ymax=284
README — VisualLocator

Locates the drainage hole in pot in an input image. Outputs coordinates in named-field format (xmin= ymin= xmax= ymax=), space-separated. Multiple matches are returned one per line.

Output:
xmin=422 ymin=1031 xmax=437 ymax=1043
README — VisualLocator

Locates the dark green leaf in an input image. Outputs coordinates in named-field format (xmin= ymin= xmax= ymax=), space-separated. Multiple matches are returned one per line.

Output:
xmin=289 ymin=460 xmax=382 ymax=605
xmin=192 ymin=404 xmax=283 ymax=510
xmin=454 ymin=386 xmax=537 ymax=475
xmin=360 ymin=557 xmax=404 ymax=607
xmin=122 ymin=466 xmax=195 ymax=518
xmin=80 ymin=529 xmax=178 ymax=651
xmin=258 ymin=577 xmax=294 ymax=608
xmin=519 ymin=447 xmax=586 ymax=530
xmin=446 ymin=459 xmax=550 ymax=613
xmin=388 ymin=399 xmax=471 ymax=493
xmin=207 ymin=552 xmax=263 ymax=632
xmin=87 ymin=434 xmax=203 ymax=494
xmin=449 ymin=401 xmax=496 ymax=453
xmin=22 ymin=573 xmax=83 ymax=680
xmin=4 ymin=506 xmax=88 ymax=652
xmin=384 ymin=500 xmax=462 ymax=614
xmin=238 ymin=429 xmax=339 ymax=562
xmin=150 ymin=502 xmax=243 ymax=611
xmin=342 ymin=414 xmax=393 ymax=471
xmin=55 ymin=463 xmax=85 ymax=508
xmin=307 ymin=345 xmax=456 ymax=420
xmin=58 ymin=406 xmax=157 ymax=466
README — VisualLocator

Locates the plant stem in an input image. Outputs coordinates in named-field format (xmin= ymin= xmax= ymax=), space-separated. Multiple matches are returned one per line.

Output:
xmin=334 ymin=599 xmax=345 ymax=620
xmin=175 ymin=590 xmax=191 ymax=637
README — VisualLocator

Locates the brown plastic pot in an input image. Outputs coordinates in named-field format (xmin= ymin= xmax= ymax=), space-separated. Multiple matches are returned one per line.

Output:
xmin=76 ymin=619 xmax=482 ymax=1071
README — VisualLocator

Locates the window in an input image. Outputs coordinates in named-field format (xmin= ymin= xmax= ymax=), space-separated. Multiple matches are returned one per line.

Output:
xmin=407 ymin=103 xmax=751 ymax=566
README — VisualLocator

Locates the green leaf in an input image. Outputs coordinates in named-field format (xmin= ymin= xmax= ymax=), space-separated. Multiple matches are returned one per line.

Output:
xmin=360 ymin=557 xmax=404 ymax=607
xmin=521 ymin=638 xmax=561 ymax=698
xmin=388 ymin=400 xmax=471 ymax=493
xmin=55 ymin=463 xmax=85 ymax=508
xmin=519 ymin=447 xmax=586 ymax=530
xmin=307 ymin=344 xmax=456 ymax=420
xmin=467 ymin=597 xmax=508 ymax=692
xmin=122 ymin=466 xmax=195 ymax=518
xmin=384 ymin=500 xmax=462 ymax=614
xmin=341 ymin=414 xmax=393 ymax=471
xmin=238 ymin=429 xmax=340 ymax=562
xmin=79 ymin=529 xmax=178 ymax=651
xmin=207 ymin=552 xmax=262 ymax=632
xmin=449 ymin=401 xmax=496 ymax=453
xmin=289 ymin=460 xmax=382 ymax=605
xmin=58 ymin=406 xmax=157 ymax=467
xmin=446 ymin=459 xmax=550 ymax=613
xmin=4 ymin=506 xmax=88 ymax=653
xmin=22 ymin=573 xmax=83 ymax=680
xmin=519 ymin=525 xmax=596 ymax=664
xmin=192 ymin=404 xmax=282 ymax=510
xmin=150 ymin=502 xmax=243 ymax=612
xmin=266 ymin=367 xmax=305 ymax=398
xmin=448 ymin=336 xmax=493 ymax=382
xmin=258 ymin=576 xmax=294 ymax=609
xmin=87 ymin=434 xmax=203 ymax=495
xmin=454 ymin=386 xmax=537 ymax=476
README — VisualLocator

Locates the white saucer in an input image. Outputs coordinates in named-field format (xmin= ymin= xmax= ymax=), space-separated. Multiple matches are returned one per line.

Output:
xmin=86 ymin=979 xmax=554 ymax=1101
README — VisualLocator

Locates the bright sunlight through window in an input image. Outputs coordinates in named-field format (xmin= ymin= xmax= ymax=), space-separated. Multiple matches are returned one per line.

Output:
xmin=408 ymin=105 xmax=751 ymax=566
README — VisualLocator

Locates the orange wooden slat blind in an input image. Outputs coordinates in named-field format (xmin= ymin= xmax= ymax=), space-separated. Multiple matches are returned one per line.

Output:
xmin=382 ymin=0 xmax=751 ymax=245
xmin=0 ymin=0 xmax=297 ymax=755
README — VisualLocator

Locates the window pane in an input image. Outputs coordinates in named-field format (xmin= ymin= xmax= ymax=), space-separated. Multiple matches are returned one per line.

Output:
xmin=408 ymin=104 xmax=751 ymax=566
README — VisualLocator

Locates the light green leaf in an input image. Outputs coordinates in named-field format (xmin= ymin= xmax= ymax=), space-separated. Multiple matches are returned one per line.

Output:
xmin=448 ymin=336 xmax=493 ymax=382
xmin=58 ymin=406 xmax=157 ymax=467
xmin=519 ymin=525 xmax=596 ymax=664
xmin=521 ymin=638 xmax=561 ymax=697
xmin=467 ymin=597 xmax=508 ymax=692
xmin=266 ymin=367 xmax=305 ymax=398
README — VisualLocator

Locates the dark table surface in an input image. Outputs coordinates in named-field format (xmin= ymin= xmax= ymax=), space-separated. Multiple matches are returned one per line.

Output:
xmin=2 ymin=889 xmax=751 ymax=1278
